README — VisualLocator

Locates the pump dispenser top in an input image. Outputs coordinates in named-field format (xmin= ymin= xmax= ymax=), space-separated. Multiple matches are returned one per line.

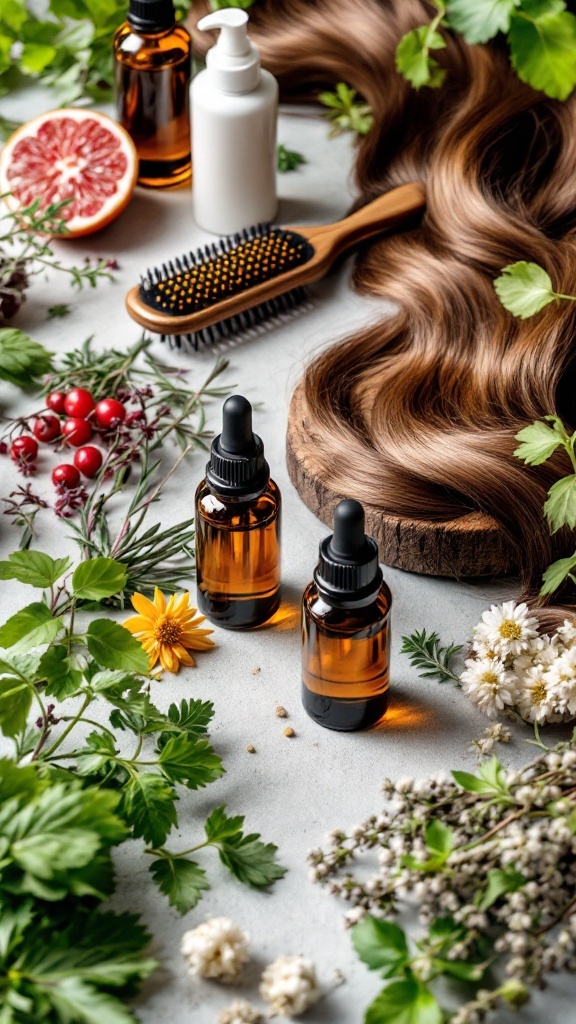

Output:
xmin=197 ymin=10 xmax=260 ymax=93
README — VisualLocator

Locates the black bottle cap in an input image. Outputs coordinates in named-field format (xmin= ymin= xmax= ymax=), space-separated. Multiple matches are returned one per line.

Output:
xmin=315 ymin=499 xmax=382 ymax=607
xmin=205 ymin=395 xmax=269 ymax=499
xmin=128 ymin=0 xmax=175 ymax=32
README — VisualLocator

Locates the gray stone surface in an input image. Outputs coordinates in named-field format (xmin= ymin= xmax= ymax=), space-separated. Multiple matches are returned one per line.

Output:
xmin=1 ymin=93 xmax=573 ymax=1023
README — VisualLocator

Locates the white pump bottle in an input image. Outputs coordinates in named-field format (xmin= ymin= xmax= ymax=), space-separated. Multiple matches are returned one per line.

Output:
xmin=191 ymin=9 xmax=278 ymax=235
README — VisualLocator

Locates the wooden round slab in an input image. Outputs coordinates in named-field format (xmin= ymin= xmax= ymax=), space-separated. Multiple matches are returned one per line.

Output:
xmin=286 ymin=379 xmax=514 ymax=578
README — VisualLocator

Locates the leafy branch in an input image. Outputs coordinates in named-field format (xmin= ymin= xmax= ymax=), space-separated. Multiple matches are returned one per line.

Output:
xmin=319 ymin=82 xmax=374 ymax=137
xmin=400 ymin=628 xmax=462 ymax=684
xmin=395 ymin=0 xmax=576 ymax=100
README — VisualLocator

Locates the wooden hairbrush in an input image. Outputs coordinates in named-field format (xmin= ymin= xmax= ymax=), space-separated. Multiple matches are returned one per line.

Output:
xmin=125 ymin=182 xmax=425 ymax=349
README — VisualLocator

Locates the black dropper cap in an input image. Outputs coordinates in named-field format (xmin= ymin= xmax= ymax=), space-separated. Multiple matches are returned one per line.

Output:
xmin=314 ymin=499 xmax=382 ymax=607
xmin=205 ymin=395 xmax=269 ymax=499
xmin=128 ymin=0 xmax=175 ymax=32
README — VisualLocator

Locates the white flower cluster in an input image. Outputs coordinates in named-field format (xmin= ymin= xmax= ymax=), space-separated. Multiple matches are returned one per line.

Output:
xmin=181 ymin=919 xmax=320 ymax=1019
xmin=460 ymin=601 xmax=576 ymax=724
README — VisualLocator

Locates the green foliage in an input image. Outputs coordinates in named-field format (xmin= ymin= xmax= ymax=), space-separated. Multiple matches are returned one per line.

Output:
xmin=277 ymin=145 xmax=306 ymax=172
xmin=120 ymin=773 xmax=178 ymax=848
xmin=541 ymin=551 xmax=576 ymax=596
xmin=395 ymin=0 xmax=576 ymax=100
xmin=210 ymin=0 xmax=255 ymax=8
xmin=402 ymin=819 xmax=454 ymax=873
xmin=319 ymin=82 xmax=374 ymax=137
xmin=352 ymin=918 xmax=409 ymax=978
xmin=47 ymin=303 xmax=72 ymax=318
xmin=493 ymin=261 xmax=562 ymax=318
xmin=205 ymin=805 xmax=287 ymax=889
xmin=365 ymin=980 xmax=443 ymax=1024
xmin=149 ymin=857 xmax=209 ymax=914
xmin=0 ymin=550 xmax=71 ymax=588
xmin=514 ymin=416 xmax=566 ymax=465
xmin=477 ymin=866 xmax=527 ymax=910
xmin=400 ymin=629 xmax=462 ymax=684
xmin=0 ymin=329 xmax=53 ymax=387
xmin=395 ymin=3 xmax=447 ymax=89
xmin=85 ymin=619 xmax=149 ymax=673
xmin=453 ymin=756 xmax=512 ymax=800
xmin=72 ymin=556 xmax=128 ymax=601
xmin=0 ymin=603 xmax=63 ymax=651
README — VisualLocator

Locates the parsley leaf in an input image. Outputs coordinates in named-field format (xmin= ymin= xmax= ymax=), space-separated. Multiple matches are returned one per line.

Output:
xmin=446 ymin=0 xmax=517 ymax=43
xmin=157 ymin=734 xmax=224 ymax=789
xmin=509 ymin=1 xmax=576 ymax=101
xmin=319 ymin=82 xmax=373 ymax=136
xmin=149 ymin=856 xmax=210 ymax=914
xmin=119 ymin=773 xmax=178 ymax=848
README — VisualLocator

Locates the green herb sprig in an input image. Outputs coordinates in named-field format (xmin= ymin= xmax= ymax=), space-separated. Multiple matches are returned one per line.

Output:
xmin=319 ymin=82 xmax=374 ymax=137
xmin=400 ymin=628 xmax=462 ymax=684
xmin=277 ymin=145 xmax=306 ymax=172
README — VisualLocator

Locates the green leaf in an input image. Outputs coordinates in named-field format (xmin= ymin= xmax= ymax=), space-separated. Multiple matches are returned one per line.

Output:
xmin=47 ymin=978 xmax=140 ymax=1024
xmin=157 ymin=734 xmax=224 ymax=789
xmin=120 ymin=773 xmax=178 ymax=848
xmin=86 ymin=619 xmax=149 ymax=673
xmin=0 ymin=550 xmax=71 ymax=588
xmin=167 ymin=697 xmax=214 ymax=738
xmin=0 ymin=674 xmax=33 ymax=738
xmin=0 ymin=330 xmax=53 ymax=388
xmin=21 ymin=42 xmax=57 ymax=73
xmin=395 ymin=26 xmax=446 ymax=89
xmin=514 ymin=419 xmax=564 ymax=465
xmin=400 ymin=630 xmax=461 ymax=684
xmin=540 ymin=551 xmax=576 ymax=596
xmin=0 ymin=602 xmax=63 ymax=651
xmin=210 ymin=0 xmax=255 ymax=8
xmin=75 ymin=731 xmax=118 ymax=776
xmin=72 ymin=557 xmax=128 ymax=601
xmin=149 ymin=856 xmax=210 ymax=914
xmin=352 ymin=917 xmax=409 ymax=978
xmin=218 ymin=831 xmax=286 ymax=888
xmin=433 ymin=958 xmax=484 ymax=980
xmin=425 ymin=819 xmax=453 ymax=859
xmin=544 ymin=474 xmax=576 ymax=532
xmin=452 ymin=770 xmax=495 ymax=793
xmin=40 ymin=645 xmax=83 ymax=700
xmin=494 ymin=261 xmax=557 ymax=317
xmin=319 ymin=82 xmax=373 ymax=135
xmin=446 ymin=0 xmax=518 ymax=43
xmin=0 ymin=759 xmax=42 ymax=804
xmin=365 ymin=979 xmax=443 ymax=1024
xmin=204 ymin=804 xmax=245 ymax=843
xmin=509 ymin=3 xmax=576 ymax=101
xmin=453 ymin=756 xmax=510 ymax=797
xmin=478 ymin=866 xmax=527 ymax=910
xmin=277 ymin=144 xmax=306 ymax=172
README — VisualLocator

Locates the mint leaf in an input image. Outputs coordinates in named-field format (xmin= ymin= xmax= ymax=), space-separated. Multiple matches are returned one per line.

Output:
xmin=41 ymin=645 xmax=82 ymax=700
xmin=446 ymin=0 xmax=518 ymax=43
xmin=494 ymin=261 xmax=557 ymax=317
xmin=478 ymin=867 xmax=527 ymax=910
xmin=0 ymin=602 xmax=63 ymax=651
xmin=453 ymin=756 xmax=510 ymax=796
xmin=540 ymin=551 xmax=576 ymax=596
xmin=509 ymin=3 xmax=576 ymax=100
xmin=157 ymin=734 xmax=224 ymax=789
xmin=0 ymin=329 xmax=53 ymax=387
xmin=352 ymin=917 xmax=409 ymax=978
xmin=365 ymin=979 xmax=443 ymax=1024
xmin=434 ymin=958 xmax=484 ymax=980
xmin=218 ymin=832 xmax=286 ymax=888
xmin=86 ymin=620 xmax=149 ymax=673
xmin=72 ymin=557 xmax=127 ymax=601
xmin=149 ymin=856 xmax=210 ymax=914
xmin=204 ymin=805 xmax=245 ymax=843
xmin=120 ymin=773 xmax=178 ymax=848
xmin=514 ymin=420 xmax=564 ymax=465
xmin=544 ymin=474 xmax=576 ymax=532
xmin=395 ymin=25 xmax=446 ymax=89
xmin=0 ymin=551 xmax=71 ymax=588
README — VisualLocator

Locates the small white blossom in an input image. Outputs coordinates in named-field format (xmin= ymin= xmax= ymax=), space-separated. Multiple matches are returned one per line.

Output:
xmin=260 ymin=955 xmax=320 ymax=1018
xmin=218 ymin=1000 xmax=263 ymax=1024
xmin=180 ymin=917 xmax=249 ymax=981
xmin=558 ymin=619 xmax=576 ymax=645
xmin=516 ymin=666 xmax=561 ymax=724
xmin=460 ymin=657 xmax=518 ymax=717
xmin=474 ymin=601 xmax=539 ymax=657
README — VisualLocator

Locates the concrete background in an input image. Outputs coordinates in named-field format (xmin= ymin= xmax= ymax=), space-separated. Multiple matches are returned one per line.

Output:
xmin=1 ymin=90 xmax=574 ymax=1022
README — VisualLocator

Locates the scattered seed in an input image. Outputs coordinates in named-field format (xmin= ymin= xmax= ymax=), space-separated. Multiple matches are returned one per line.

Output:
xmin=246 ymin=744 xmax=256 ymax=753
xmin=251 ymin=666 xmax=261 ymax=675
xmin=283 ymin=726 xmax=295 ymax=738
xmin=276 ymin=706 xmax=288 ymax=718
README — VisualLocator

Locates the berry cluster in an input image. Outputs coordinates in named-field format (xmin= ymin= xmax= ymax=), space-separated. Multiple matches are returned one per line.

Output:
xmin=8 ymin=387 xmax=127 ymax=489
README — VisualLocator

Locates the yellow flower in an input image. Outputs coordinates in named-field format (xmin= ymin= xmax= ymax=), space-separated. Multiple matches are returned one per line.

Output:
xmin=123 ymin=588 xmax=215 ymax=674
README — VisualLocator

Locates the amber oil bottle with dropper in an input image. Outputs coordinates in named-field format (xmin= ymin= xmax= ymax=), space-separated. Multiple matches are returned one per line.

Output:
xmin=195 ymin=395 xmax=281 ymax=629
xmin=301 ymin=499 xmax=392 ymax=731
xmin=114 ymin=0 xmax=191 ymax=188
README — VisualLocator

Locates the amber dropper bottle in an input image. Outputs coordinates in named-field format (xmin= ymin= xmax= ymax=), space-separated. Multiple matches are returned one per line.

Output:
xmin=301 ymin=499 xmax=392 ymax=731
xmin=195 ymin=395 xmax=281 ymax=629
xmin=113 ymin=0 xmax=191 ymax=188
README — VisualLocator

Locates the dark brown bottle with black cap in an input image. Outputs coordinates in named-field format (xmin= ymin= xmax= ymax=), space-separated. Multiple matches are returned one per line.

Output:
xmin=301 ymin=499 xmax=392 ymax=731
xmin=195 ymin=395 xmax=281 ymax=629
xmin=113 ymin=0 xmax=191 ymax=188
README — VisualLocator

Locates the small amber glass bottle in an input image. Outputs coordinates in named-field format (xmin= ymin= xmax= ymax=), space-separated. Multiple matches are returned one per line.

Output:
xmin=195 ymin=395 xmax=281 ymax=630
xmin=302 ymin=499 xmax=392 ymax=731
xmin=113 ymin=0 xmax=191 ymax=188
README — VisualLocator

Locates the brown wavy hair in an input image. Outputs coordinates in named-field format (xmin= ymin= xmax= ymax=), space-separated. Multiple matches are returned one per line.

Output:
xmin=191 ymin=0 xmax=576 ymax=612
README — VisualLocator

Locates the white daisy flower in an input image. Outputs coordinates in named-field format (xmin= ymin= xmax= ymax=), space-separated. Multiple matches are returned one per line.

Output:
xmin=473 ymin=601 xmax=539 ymax=658
xmin=516 ymin=666 xmax=562 ymax=724
xmin=558 ymin=619 xmax=576 ymax=646
xmin=547 ymin=646 xmax=576 ymax=716
xmin=460 ymin=657 xmax=518 ymax=718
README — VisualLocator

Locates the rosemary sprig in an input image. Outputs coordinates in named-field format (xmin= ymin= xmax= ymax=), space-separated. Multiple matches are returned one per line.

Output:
xmin=400 ymin=628 xmax=463 ymax=684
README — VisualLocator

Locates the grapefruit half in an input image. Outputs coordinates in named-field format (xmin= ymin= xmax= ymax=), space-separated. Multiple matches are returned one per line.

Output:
xmin=0 ymin=109 xmax=138 ymax=238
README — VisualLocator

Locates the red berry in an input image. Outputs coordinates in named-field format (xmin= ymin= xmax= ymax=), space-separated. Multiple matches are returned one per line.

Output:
xmin=94 ymin=398 xmax=126 ymax=428
xmin=63 ymin=388 xmax=95 ymax=419
xmin=62 ymin=418 xmax=92 ymax=447
xmin=33 ymin=413 xmax=60 ymax=443
xmin=46 ymin=391 xmax=66 ymax=414
xmin=74 ymin=445 xmax=103 ymax=478
xmin=52 ymin=463 xmax=80 ymax=489
xmin=10 ymin=436 xmax=38 ymax=462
